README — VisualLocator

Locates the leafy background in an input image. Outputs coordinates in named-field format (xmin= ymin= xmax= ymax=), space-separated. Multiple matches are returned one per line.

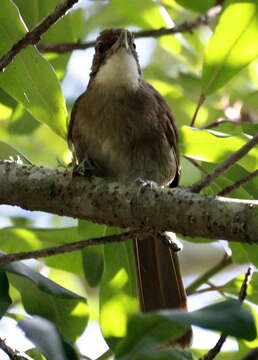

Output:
xmin=0 ymin=0 xmax=257 ymax=359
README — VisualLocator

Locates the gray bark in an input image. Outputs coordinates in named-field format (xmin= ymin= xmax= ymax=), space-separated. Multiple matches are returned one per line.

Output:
xmin=0 ymin=161 xmax=257 ymax=242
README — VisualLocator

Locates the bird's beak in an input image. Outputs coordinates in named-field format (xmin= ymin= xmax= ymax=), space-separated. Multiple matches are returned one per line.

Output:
xmin=112 ymin=29 xmax=130 ymax=53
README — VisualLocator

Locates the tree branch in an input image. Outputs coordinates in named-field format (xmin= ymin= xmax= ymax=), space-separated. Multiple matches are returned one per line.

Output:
xmin=0 ymin=338 xmax=28 ymax=360
xmin=0 ymin=0 xmax=79 ymax=72
xmin=0 ymin=161 xmax=257 ymax=242
xmin=0 ymin=231 xmax=138 ymax=266
xmin=38 ymin=6 xmax=221 ymax=53
xmin=189 ymin=134 xmax=258 ymax=193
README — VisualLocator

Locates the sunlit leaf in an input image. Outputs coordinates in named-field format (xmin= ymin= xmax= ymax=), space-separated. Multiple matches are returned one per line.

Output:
xmin=13 ymin=0 xmax=84 ymax=80
xmin=180 ymin=126 xmax=258 ymax=172
xmin=201 ymin=162 xmax=258 ymax=200
xmin=202 ymin=0 xmax=258 ymax=94
xmin=112 ymin=0 xmax=165 ymax=28
xmin=2 ymin=259 xmax=83 ymax=299
xmin=3 ymin=260 xmax=88 ymax=342
xmin=0 ymin=141 xmax=31 ymax=163
xmin=175 ymin=0 xmax=216 ymax=13
xmin=0 ymin=226 xmax=83 ymax=274
xmin=8 ymin=103 xmax=40 ymax=135
xmin=26 ymin=348 xmax=47 ymax=360
xmin=224 ymin=272 xmax=258 ymax=305
xmin=0 ymin=0 xmax=67 ymax=138
xmin=79 ymin=220 xmax=105 ymax=287
xmin=100 ymin=227 xmax=139 ymax=348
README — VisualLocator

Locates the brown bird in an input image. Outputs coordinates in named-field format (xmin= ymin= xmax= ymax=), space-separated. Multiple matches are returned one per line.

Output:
xmin=68 ymin=28 xmax=191 ymax=346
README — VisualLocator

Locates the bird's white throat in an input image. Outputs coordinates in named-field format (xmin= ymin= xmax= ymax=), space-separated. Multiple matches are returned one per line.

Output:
xmin=94 ymin=48 xmax=139 ymax=90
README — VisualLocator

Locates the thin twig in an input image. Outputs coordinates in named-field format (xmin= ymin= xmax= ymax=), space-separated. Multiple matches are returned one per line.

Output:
xmin=0 ymin=338 xmax=29 ymax=360
xmin=0 ymin=0 xmax=79 ymax=72
xmin=200 ymin=335 xmax=227 ymax=360
xmin=202 ymin=118 xmax=238 ymax=130
xmin=218 ymin=169 xmax=258 ymax=196
xmin=183 ymin=155 xmax=208 ymax=174
xmin=191 ymin=93 xmax=206 ymax=127
xmin=186 ymin=253 xmax=232 ymax=295
xmin=0 ymin=230 xmax=139 ymax=267
xmin=200 ymin=266 xmax=254 ymax=360
xmin=189 ymin=134 xmax=258 ymax=193
xmin=38 ymin=5 xmax=221 ymax=53
xmin=192 ymin=286 xmax=224 ymax=295
xmin=238 ymin=265 xmax=253 ymax=303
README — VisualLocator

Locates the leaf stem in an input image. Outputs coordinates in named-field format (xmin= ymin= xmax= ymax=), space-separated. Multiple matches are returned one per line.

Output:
xmin=191 ymin=93 xmax=206 ymax=127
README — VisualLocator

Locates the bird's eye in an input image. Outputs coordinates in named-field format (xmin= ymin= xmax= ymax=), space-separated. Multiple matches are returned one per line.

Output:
xmin=97 ymin=42 xmax=105 ymax=54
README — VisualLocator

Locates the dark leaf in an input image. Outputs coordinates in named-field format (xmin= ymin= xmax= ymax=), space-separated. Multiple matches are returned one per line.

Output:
xmin=0 ymin=271 xmax=12 ymax=318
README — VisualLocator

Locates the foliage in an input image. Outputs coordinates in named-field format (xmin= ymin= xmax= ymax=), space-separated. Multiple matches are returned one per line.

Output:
xmin=0 ymin=0 xmax=257 ymax=359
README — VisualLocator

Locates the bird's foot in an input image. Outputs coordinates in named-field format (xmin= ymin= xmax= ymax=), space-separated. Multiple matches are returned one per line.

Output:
xmin=72 ymin=159 xmax=95 ymax=177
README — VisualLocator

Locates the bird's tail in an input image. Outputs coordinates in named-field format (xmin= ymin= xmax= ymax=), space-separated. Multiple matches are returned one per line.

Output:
xmin=133 ymin=234 xmax=192 ymax=347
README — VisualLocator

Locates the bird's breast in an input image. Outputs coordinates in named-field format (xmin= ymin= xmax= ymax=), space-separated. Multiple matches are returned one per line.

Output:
xmin=73 ymin=88 xmax=177 ymax=185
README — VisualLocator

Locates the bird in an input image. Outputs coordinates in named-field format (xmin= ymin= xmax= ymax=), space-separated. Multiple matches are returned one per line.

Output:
xmin=68 ymin=28 xmax=191 ymax=346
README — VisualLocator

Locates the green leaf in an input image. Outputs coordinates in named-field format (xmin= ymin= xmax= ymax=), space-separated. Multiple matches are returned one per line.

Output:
xmin=2 ymin=259 xmax=83 ymax=299
xmin=40 ymin=3 xmax=84 ymax=80
xmin=192 ymin=349 xmax=240 ymax=360
xmin=0 ymin=226 xmax=83 ymax=274
xmin=202 ymin=0 xmax=258 ymax=94
xmin=0 ymin=271 xmax=12 ymax=318
xmin=100 ymin=227 xmax=139 ymax=348
xmin=111 ymin=0 xmax=166 ymax=28
xmin=12 ymin=0 xmax=39 ymax=29
xmin=8 ymin=103 xmax=40 ymax=135
xmin=162 ymin=299 xmax=256 ymax=341
xmin=0 ymin=0 xmax=67 ymax=138
xmin=124 ymin=348 xmax=193 ymax=360
xmin=0 ymin=141 xmax=32 ymax=163
xmin=224 ymin=272 xmax=258 ymax=305
xmin=201 ymin=162 xmax=258 ymax=200
xmin=2 ymin=259 xmax=88 ymax=342
xmin=175 ymin=0 xmax=216 ymax=13
xmin=79 ymin=220 xmax=105 ymax=287
xmin=19 ymin=316 xmax=79 ymax=360
xmin=26 ymin=348 xmax=47 ymax=360
xmin=115 ymin=313 xmax=187 ymax=359
xmin=115 ymin=299 xmax=256 ymax=359
xmin=180 ymin=126 xmax=258 ymax=172
xmin=229 ymin=242 xmax=258 ymax=265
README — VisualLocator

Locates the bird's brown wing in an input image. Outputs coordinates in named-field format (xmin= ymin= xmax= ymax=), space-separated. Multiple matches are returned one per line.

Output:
xmin=143 ymin=81 xmax=180 ymax=187
xmin=67 ymin=92 xmax=85 ymax=164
